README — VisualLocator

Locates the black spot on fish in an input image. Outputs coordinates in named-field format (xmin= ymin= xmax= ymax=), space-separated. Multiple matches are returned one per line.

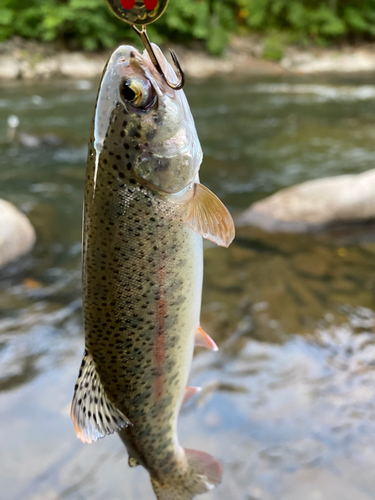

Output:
xmin=146 ymin=129 xmax=157 ymax=141
xmin=126 ymin=162 xmax=132 ymax=170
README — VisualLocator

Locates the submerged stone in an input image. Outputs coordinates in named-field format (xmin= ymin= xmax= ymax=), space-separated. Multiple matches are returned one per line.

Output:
xmin=237 ymin=169 xmax=375 ymax=233
xmin=0 ymin=199 xmax=36 ymax=268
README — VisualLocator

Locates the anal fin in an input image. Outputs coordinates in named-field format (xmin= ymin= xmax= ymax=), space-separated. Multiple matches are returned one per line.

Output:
xmin=184 ymin=183 xmax=235 ymax=248
xmin=71 ymin=350 xmax=131 ymax=444
xmin=182 ymin=386 xmax=201 ymax=407
xmin=195 ymin=326 xmax=218 ymax=351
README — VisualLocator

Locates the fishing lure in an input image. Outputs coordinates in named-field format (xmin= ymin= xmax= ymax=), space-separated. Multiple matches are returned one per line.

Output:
xmin=106 ymin=0 xmax=183 ymax=90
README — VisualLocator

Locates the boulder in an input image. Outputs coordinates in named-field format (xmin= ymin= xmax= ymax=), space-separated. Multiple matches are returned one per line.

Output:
xmin=236 ymin=169 xmax=375 ymax=232
xmin=0 ymin=199 xmax=36 ymax=268
xmin=58 ymin=53 xmax=105 ymax=79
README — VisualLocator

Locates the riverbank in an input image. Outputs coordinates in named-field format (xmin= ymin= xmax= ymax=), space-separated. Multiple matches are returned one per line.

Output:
xmin=2 ymin=36 xmax=375 ymax=81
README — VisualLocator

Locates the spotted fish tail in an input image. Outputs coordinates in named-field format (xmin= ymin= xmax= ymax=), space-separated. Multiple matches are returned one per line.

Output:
xmin=151 ymin=448 xmax=222 ymax=500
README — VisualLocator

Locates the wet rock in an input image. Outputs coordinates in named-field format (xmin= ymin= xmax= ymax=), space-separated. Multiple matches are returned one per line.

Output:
xmin=58 ymin=53 xmax=105 ymax=79
xmin=0 ymin=55 xmax=20 ymax=79
xmin=33 ymin=58 xmax=59 ymax=79
xmin=0 ymin=199 xmax=36 ymax=268
xmin=282 ymin=45 xmax=375 ymax=73
xmin=237 ymin=169 xmax=375 ymax=232
xmin=0 ymin=36 xmax=284 ymax=81
xmin=0 ymin=47 xmax=107 ymax=80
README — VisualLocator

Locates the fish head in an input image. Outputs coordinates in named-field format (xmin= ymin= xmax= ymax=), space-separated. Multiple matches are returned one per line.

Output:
xmin=94 ymin=44 xmax=202 ymax=194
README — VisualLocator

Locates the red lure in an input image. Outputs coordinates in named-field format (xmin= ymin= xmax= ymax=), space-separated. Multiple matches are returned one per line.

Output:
xmin=107 ymin=0 xmax=168 ymax=25
xmin=120 ymin=0 xmax=158 ymax=9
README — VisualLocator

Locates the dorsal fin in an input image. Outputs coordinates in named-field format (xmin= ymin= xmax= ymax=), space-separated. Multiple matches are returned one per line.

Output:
xmin=184 ymin=183 xmax=235 ymax=247
xmin=71 ymin=350 xmax=131 ymax=443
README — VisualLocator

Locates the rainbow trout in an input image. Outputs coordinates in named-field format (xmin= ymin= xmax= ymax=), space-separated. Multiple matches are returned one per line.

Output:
xmin=71 ymin=44 xmax=234 ymax=500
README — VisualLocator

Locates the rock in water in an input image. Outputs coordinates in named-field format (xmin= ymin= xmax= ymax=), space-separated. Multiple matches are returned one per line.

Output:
xmin=237 ymin=169 xmax=375 ymax=232
xmin=0 ymin=199 xmax=36 ymax=268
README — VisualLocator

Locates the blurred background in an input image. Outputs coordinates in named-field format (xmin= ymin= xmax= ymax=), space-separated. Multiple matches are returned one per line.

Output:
xmin=2 ymin=2 xmax=375 ymax=500
xmin=3 ymin=0 xmax=375 ymax=54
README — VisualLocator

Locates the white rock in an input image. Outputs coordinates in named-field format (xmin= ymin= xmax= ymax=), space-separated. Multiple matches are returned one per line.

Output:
xmin=18 ymin=59 xmax=35 ymax=79
xmin=281 ymin=48 xmax=375 ymax=74
xmin=0 ymin=56 xmax=20 ymax=79
xmin=34 ymin=58 xmax=59 ymax=79
xmin=58 ymin=53 xmax=104 ymax=79
xmin=0 ymin=199 xmax=36 ymax=267
xmin=237 ymin=169 xmax=375 ymax=232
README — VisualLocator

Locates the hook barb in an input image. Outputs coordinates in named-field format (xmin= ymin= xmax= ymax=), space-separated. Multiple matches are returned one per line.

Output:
xmin=132 ymin=25 xmax=184 ymax=91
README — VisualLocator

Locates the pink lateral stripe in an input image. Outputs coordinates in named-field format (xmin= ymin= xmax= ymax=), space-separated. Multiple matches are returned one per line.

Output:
xmin=153 ymin=266 xmax=166 ymax=401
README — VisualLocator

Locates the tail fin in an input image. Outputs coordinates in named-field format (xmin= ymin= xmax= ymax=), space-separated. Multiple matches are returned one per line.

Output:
xmin=151 ymin=448 xmax=222 ymax=500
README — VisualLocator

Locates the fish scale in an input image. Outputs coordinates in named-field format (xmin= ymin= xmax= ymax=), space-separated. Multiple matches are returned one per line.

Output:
xmin=71 ymin=43 xmax=234 ymax=499
xmin=85 ymin=120 xmax=203 ymax=476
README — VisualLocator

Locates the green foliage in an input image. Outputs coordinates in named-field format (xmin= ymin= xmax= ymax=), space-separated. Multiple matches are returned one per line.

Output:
xmin=263 ymin=32 xmax=288 ymax=61
xmin=243 ymin=0 xmax=375 ymax=42
xmin=0 ymin=0 xmax=133 ymax=50
xmin=2 ymin=0 xmax=375 ymax=53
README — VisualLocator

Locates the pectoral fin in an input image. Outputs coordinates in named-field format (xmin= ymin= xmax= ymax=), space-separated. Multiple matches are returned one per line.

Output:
xmin=71 ymin=350 xmax=131 ymax=444
xmin=185 ymin=183 xmax=235 ymax=247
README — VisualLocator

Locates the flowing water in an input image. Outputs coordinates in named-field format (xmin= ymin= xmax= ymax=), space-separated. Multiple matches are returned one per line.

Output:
xmin=1 ymin=71 xmax=375 ymax=500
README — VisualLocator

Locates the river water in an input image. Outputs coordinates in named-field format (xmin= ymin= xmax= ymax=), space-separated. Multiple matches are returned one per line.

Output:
xmin=1 ymin=72 xmax=375 ymax=500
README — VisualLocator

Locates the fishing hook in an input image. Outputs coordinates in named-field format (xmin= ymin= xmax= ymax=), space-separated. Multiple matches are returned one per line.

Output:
xmin=132 ymin=24 xmax=184 ymax=90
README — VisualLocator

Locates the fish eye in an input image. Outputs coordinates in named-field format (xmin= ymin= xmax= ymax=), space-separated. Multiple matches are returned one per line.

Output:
xmin=120 ymin=77 xmax=155 ymax=109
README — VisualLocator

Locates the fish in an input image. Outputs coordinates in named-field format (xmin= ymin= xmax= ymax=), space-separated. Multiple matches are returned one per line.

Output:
xmin=71 ymin=43 xmax=235 ymax=500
